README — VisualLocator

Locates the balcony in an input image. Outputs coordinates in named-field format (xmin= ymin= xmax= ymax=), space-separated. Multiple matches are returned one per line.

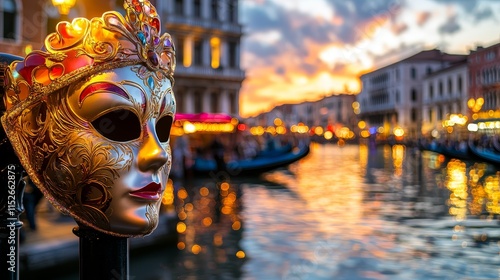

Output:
xmin=165 ymin=15 xmax=243 ymax=34
xmin=175 ymin=65 xmax=245 ymax=81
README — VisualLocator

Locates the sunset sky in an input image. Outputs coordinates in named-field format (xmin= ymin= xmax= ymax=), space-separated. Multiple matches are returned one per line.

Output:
xmin=238 ymin=0 xmax=500 ymax=117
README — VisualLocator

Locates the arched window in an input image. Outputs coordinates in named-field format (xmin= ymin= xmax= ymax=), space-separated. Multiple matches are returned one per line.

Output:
xmin=411 ymin=88 xmax=417 ymax=102
xmin=1 ymin=0 xmax=18 ymax=40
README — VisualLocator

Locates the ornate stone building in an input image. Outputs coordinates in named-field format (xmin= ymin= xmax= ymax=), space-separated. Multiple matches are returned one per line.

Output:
xmin=155 ymin=0 xmax=245 ymax=116
xmin=468 ymin=43 xmax=500 ymax=115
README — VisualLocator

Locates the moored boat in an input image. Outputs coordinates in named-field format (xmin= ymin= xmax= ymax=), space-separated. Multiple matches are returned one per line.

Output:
xmin=191 ymin=141 xmax=310 ymax=177
xmin=420 ymin=141 xmax=473 ymax=161
xmin=468 ymin=138 xmax=500 ymax=165
xmin=170 ymin=112 xmax=309 ymax=178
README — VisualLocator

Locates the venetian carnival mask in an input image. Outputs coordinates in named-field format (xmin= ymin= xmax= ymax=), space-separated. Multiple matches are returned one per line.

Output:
xmin=1 ymin=0 xmax=176 ymax=237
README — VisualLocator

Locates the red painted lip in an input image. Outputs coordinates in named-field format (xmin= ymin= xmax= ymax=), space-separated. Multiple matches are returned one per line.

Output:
xmin=129 ymin=182 xmax=162 ymax=200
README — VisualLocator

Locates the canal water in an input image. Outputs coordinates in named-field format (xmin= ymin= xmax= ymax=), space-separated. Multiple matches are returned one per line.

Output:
xmin=57 ymin=143 xmax=500 ymax=279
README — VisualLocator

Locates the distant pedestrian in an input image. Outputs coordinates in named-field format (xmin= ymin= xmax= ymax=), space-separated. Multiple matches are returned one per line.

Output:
xmin=211 ymin=137 xmax=226 ymax=171
xmin=22 ymin=176 xmax=44 ymax=231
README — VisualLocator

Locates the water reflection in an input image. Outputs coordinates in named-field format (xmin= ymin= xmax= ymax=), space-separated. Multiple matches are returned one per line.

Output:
xmin=52 ymin=143 xmax=500 ymax=279
xmin=242 ymin=144 xmax=500 ymax=279
xmin=172 ymin=180 xmax=245 ymax=279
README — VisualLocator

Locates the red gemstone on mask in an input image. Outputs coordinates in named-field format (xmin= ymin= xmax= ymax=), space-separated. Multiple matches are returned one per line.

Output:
xmin=151 ymin=18 xmax=160 ymax=31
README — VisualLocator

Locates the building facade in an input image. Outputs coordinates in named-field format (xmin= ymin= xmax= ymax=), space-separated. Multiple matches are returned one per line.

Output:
xmin=421 ymin=59 xmax=468 ymax=137
xmin=468 ymin=43 xmax=500 ymax=115
xmin=357 ymin=50 xmax=466 ymax=140
xmin=155 ymin=0 xmax=245 ymax=116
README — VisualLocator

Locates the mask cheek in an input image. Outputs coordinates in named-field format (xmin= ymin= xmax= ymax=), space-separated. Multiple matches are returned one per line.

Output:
xmin=43 ymin=131 xmax=134 ymax=231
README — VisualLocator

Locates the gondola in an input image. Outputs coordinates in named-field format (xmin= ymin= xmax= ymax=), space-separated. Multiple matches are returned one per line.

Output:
xmin=468 ymin=138 xmax=500 ymax=165
xmin=254 ymin=143 xmax=293 ymax=158
xmin=191 ymin=142 xmax=310 ymax=177
xmin=420 ymin=141 xmax=474 ymax=161
xmin=492 ymin=135 xmax=500 ymax=153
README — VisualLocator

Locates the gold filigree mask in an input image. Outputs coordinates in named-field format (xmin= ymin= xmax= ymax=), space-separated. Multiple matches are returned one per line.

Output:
xmin=1 ymin=0 xmax=176 ymax=237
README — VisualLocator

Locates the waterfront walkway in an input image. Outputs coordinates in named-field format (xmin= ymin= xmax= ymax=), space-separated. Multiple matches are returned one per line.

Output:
xmin=19 ymin=202 xmax=178 ymax=274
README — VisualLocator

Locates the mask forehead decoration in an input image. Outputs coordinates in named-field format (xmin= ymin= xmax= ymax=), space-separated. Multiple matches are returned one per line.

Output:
xmin=1 ymin=0 xmax=176 ymax=237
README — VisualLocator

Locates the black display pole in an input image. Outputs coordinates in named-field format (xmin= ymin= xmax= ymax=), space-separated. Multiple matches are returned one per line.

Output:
xmin=73 ymin=225 xmax=129 ymax=280
xmin=0 ymin=53 xmax=26 ymax=280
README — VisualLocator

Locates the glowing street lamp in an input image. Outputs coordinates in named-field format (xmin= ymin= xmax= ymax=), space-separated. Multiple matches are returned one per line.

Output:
xmin=52 ymin=0 xmax=76 ymax=15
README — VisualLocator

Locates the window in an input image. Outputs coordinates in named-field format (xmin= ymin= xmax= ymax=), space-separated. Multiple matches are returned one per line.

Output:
xmin=439 ymin=81 xmax=443 ymax=96
xmin=194 ymin=91 xmax=203 ymax=113
xmin=175 ymin=0 xmax=184 ymax=15
xmin=193 ymin=0 xmax=201 ymax=18
xmin=175 ymin=90 xmax=184 ymax=112
xmin=486 ymin=51 xmax=496 ymax=61
xmin=211 ymin=0 xmax=219 ymax=20
xmin=396 ymin=90 xmax=400 ymax=103
xmin=411 ymin=88 xmax=417 ymax=102
xmin=1 ymin=0 xmax=17 ymax=40
xmin=229 ymin=92 xmax=237 ymax=114
xmin=428 ymin=109 xmax=432 ymax=123
xmin=426 ymin=67 xmax=432 ymax=75
xmin=429 ymin=84 xmax=434 ymax=99
xmin=448 ymin=78 xmax=453 ymax=95
xmin=210 ymin=37 xmax=220 ymax=69
xmin=176 ymin=37 xmax=185 ymax=66
xmin=210 ymin=92 xmax=219 ymax=112
xmin=193 ymin=39 xmax=203 ymax=66
xmin=410 ymin=67 xmax=417 ymax=79
xmin=458 ymin=76 xmax=463 ymax=95
xmin=228 ymin=1 xmax=236 ymax=22
xmin=228 ymin=41 xmax=237 ymax=68
xmin=411 ymin=108 xmax=417 ymax=122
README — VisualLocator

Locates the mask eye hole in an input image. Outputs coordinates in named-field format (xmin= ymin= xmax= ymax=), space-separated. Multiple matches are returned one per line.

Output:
xmin=156 ymin=115 xmax=173 ymax=143
xmin=91 ymin=109 xmax=141 ymax=142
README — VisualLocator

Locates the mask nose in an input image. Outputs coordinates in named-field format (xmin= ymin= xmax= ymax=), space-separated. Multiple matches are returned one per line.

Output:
xmin=137 ymin=122 xmax=169 ymax=172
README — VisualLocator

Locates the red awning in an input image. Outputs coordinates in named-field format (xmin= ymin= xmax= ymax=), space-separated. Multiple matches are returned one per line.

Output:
xmin=175 ymin=113 xmax=233 ymax=123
